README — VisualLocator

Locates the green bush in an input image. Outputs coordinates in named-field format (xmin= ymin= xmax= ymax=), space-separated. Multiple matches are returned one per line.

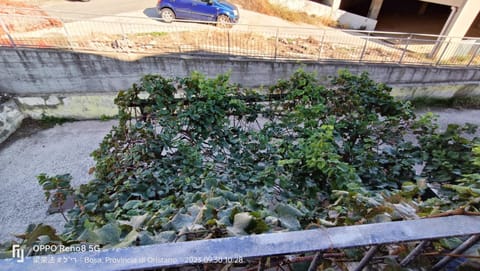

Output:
xmin=5 ymin=71 xmax=479 ymax=270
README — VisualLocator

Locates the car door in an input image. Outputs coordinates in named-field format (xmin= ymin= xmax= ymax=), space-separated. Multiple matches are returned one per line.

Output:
xmin=189 ymin=0 xmax=216 ymax=21
xmin=171 ymin=0 xmax=193 ymax=19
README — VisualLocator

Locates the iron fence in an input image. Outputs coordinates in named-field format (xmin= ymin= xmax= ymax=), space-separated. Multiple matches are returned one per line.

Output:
xmin=1 ymin=8 xmax=480 ymax=67
xmin=1 ymin=215 xmax=480 ymax=271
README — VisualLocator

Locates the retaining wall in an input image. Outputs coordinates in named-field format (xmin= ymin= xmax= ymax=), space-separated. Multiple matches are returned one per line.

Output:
xmin=2 ymin=48 xmax=480 ymax=95
xmin=0 ymin=99 xmax=24 ymax=144
xmin=2 ymin=47 xmax=480 ymax=144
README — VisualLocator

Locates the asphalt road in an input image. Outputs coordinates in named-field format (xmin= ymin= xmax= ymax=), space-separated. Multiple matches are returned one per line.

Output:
xmin=36 ymin=0 xmax=319 ymax=28
xmin=38 ymin=0 xmax=158 ymax=19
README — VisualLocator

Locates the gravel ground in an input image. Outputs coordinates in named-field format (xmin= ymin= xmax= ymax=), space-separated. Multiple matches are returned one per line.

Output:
xmin=0 ymin=120 xmax=116 ymax=242
xmin=0 ymin=109 xmax=479 ymax=242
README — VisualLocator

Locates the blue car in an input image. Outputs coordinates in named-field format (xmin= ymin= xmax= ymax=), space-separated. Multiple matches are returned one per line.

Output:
xmin=157 ymin=0 xmax=239 ymax=25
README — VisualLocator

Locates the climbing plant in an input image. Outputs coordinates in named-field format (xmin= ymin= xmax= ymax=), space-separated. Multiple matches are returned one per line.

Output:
xmin=3 ymin=70 xmax=480 ymax=270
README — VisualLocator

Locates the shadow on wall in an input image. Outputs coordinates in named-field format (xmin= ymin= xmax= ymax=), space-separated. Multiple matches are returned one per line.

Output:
xmin=268 ymin=0 xmax=377 ymax=30
xmin=337 ymin=10 xmax=376 ymax=30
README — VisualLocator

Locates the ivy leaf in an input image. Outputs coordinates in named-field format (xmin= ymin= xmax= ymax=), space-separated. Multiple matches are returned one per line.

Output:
xmin=14 ymin=224 xmax=62 ymax=247
xmin=77 ymin=229 xmax=100 ymax=243
xmin=94 ymin=223 xmax=121 ymax=244
xmin=152 ymin=231 xmax=176 ymax=243
xmin=275 ymin=203 xmax=304 ymax=217
xmin=111 ymin=230 xmax=139 ymax=248
xmin=278 ymin=216 xmax=301 ymax=231
xmin=169 ymin=213 xmax=195 ymax=231
xmin=439 ymin=237 xmax=463 ymax=250
xmin=123 ymin=200 xmax=142 ymax=210
xmin=206 ymin=196 xmax=227 ymax=209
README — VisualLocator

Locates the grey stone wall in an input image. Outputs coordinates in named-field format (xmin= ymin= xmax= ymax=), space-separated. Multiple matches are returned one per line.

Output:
xmin=0 ymin=99 xmax=24 ymax=144
xmin=1 ymin=48 xmax=480 ymax=95
xmin=1 ymin=47 xmax=480 ymax=142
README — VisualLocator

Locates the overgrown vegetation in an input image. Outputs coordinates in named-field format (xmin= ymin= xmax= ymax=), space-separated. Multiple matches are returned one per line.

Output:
xmin=230 ymin=0 xmax=338 ymax=27
xmin=40 ymin=114 xmax=76 ymax=126
xmin=2 ymin=70 xmax=480 ymax=269
xmin=411 ymin=96 xmax=480 ymax=109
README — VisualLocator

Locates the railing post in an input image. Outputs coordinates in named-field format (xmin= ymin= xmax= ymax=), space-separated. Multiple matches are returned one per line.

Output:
xmin=59 ymin=18 xmax=74 ymax=50
xmin=400 ymin=240 xmax=428 ymax=267
xmin=398 ymin=34 xmax=412 ymax=64
xmin=432 ymin=235 xmax=480 ymax=271
xmin=354 ymin=246 xmax=379 ymax=271
xmin=274 ymin=27 xmax=279 ymax=60
xmin=435 ymin=37 xmax=451 ymax=66
xmin=227 ymin=28 xmax=231 ymax=55
xmin=317 ymin=29 xmax=326 ymax=61
xmin=257 ymin=257 xmax=266 ymax=271
xmin=467 ymin=43 xmax=480 ymax=67
xmin=118 ymin=22 xmax=130 ymax=54
xmin=0 ymin=16 xmax=16 ymax=48
xmin=359 ymin=32 xmax=370 ymax=62
xmin=307 ymin=252 xmax=323 ymax=271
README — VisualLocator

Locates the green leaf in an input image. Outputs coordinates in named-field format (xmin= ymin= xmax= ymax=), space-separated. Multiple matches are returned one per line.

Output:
xmin=439 ymin=237 xmax=463 ymax=250
xmin=278 ymin=216 xmax=301 ymax=231
xmin=206 ymin=196 xmax=227 ymax=209
xmin=169 ymin=213 xmax=194 ymax=231
xmin=275 ymin=203 xmax=304 ymax=217
xmin=119 ymin=214 xmax=149 ymax=231
xmin=153 ymin=231 xmax=176 ymax=243
xmin=123 ymin=200 xmax=142 ymax=210
xmin=111 ymin=230 xmax=139 ymax=248
xmin=15 ymin=224 xmax=62 ymax=247
xmin=94 ymin=223 xmax=121 ymax=244
xmin=77 ymin=229 xmax=100 ymax=243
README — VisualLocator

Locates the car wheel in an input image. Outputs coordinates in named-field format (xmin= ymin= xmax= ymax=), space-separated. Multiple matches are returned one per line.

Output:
xmin=160 ymin=8 xmax=175 ymax=23
xmin=216 ymin=14 xmax=231 ymax=28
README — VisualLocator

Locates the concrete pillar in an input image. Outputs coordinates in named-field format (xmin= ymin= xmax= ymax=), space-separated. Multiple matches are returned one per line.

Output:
xmin=367 ymin=0 xmax=384 ymax=20
xmin=432 ymin=1 xmax=480 ymax=59
xmin=442 ymin=1 xmax=480 ymax=39
xmin=322 ymin=0 xmax=334 ymax=5
xmin=331 ymin=0 xmax=341 ymax=13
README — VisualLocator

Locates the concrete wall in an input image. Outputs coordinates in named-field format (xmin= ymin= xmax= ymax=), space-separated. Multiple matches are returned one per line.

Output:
xmin=391 ymin=82 xmax=480 ymax=99
xmin=1 ymin=48 xmax=480 ymax=95
xmin=16 ymin=94 xmax=118 ymax=120
xmin=0 ymin=99 xmax=24 ymax=144
xmin=2 ymin=47 xmax=480 ymax=143
xmin=269 ymin=0 xmax=377 ymax=30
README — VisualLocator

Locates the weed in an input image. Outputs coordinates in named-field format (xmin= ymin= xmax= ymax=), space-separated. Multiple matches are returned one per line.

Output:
xmin=136 ymin=32 xmax=168 ymax=38
xmin=410 ymin=96 xmax=480 ymax=109
xmin=40 ymin=114 xmax=76 ymax=126
xmin=99 ymin=114 xmax=118 ymax=121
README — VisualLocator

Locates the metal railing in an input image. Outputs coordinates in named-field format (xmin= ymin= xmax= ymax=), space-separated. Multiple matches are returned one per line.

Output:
xmin=1 ymin=8 xmax=480 ymax=67
xmin=1 ymin=215 xmax=479 ymax=271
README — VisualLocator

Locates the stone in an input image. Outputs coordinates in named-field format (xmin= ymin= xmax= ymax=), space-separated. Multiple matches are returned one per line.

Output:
xmin=0 ymin=99 xmax=25 ymax=144
xmin=46 ymin=96 xmax=61 ymax=106
xmin=16 ymin=97 xmax=45 ymax=106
